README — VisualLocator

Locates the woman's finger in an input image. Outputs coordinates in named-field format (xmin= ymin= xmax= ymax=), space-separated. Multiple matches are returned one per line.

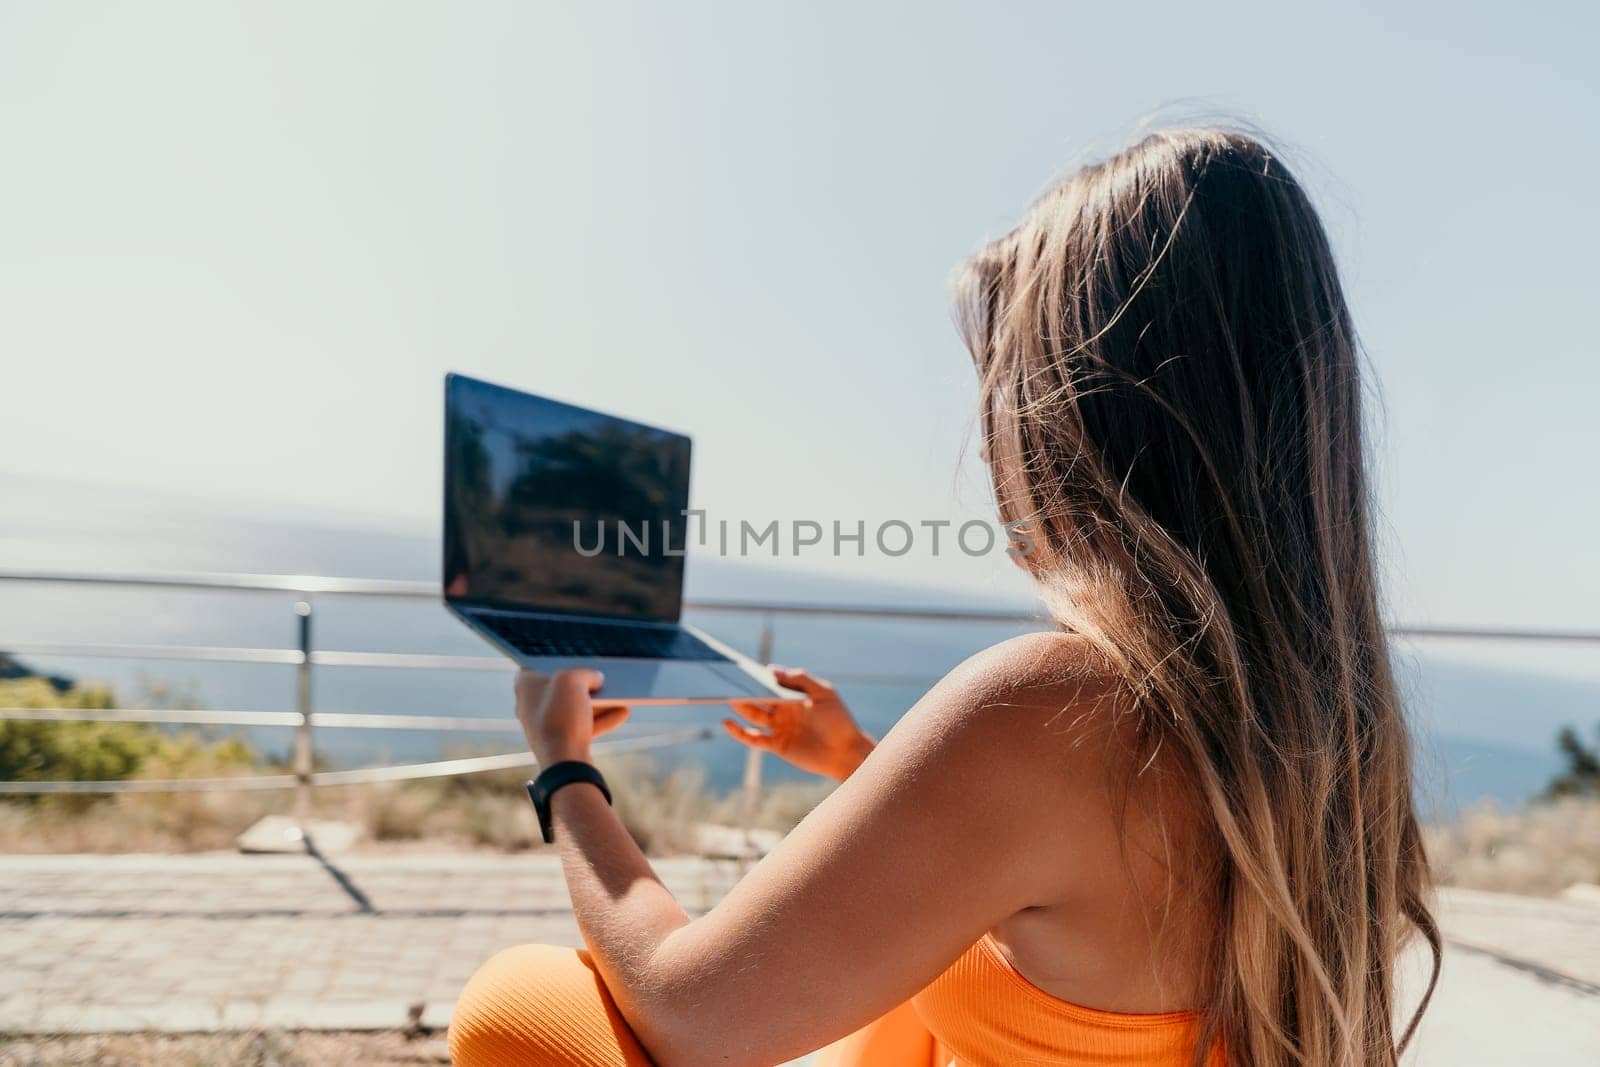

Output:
xmin=721 ymin=718 xmax=776 ymax=751
xmin=728 ymin=701 xmax=776 ymax=725
xmin=592 ymin=706 xmax=631 ymax=736
xmin=771 ymin=665 xmax=834 ymax=697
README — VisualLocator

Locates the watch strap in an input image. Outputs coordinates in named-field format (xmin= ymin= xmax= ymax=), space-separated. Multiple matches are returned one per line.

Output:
xmin=527 ymin=761 xmax=611 ymax=844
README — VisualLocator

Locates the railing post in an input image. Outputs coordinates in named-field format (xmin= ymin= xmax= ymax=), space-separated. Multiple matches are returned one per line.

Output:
xmin=291 ymin=600 xmax=314 ymax=818
xmin=740 ymin=616 xmax=775 ymax=833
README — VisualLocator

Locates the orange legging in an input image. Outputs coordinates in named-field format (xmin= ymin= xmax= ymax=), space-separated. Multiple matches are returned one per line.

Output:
xmin=449 ymin=945 xmax=654 ymax=1067
xmin=447 ymin=944 xmax=928 ymax=1067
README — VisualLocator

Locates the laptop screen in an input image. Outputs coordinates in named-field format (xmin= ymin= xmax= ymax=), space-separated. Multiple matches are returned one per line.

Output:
xmin=443 ymin=374 xmax=692 ymax=622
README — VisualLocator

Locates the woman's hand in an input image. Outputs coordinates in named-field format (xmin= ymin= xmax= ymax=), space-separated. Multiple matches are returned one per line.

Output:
xmin=723 ymin=666 xmax=874 ymax=782
xmin=514 ymin=668 xmax=631 ymax=766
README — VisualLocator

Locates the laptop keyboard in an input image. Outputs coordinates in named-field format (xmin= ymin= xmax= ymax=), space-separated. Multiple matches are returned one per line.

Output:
xmin=480 ymin=613 xmax=727 ymax=662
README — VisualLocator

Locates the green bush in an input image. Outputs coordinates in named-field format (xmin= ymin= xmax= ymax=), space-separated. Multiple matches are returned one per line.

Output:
xmin=0 ymin=677 xmax=256 ymax=788
xmin=1545 ymin=724 xmax=1600 ymax=799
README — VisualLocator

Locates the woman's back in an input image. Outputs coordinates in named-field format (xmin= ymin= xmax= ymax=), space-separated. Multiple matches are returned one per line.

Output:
xmin=936 ymin=635 xmax=1218 ymax=1015
xmin=807 ymin=631 xmax=1224 ymax=1067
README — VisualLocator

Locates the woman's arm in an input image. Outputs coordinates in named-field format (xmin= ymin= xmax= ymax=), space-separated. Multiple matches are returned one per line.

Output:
xmin=519 ymin=634 xmax=1121 ymax=1067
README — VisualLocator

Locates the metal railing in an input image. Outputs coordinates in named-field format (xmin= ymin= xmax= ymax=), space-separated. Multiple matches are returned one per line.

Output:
xmin=2 ymin=567 xmax=1597 ymax=803
xmin=0 ymin=569 xmax=726 ymax=799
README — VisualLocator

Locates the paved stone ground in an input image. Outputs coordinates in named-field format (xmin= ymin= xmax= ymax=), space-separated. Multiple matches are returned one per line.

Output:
xmin=1 ymin=854 xmax=1597 ymax=1065
xmin=0 ymin=854 xmax=744 ymax=1036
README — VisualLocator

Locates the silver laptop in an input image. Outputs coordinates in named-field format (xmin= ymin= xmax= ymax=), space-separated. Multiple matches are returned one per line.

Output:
xmin=443 ymin=373 xmax=802 ymax=707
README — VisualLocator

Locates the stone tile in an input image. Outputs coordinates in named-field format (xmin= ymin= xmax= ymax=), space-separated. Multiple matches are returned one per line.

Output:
xmin=2 ymin=850 xmax=1596 ymax=1064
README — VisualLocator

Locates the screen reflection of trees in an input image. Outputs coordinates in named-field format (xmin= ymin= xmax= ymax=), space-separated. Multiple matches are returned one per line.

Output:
xmin=445 ymin=413 xmax=689 ymax=621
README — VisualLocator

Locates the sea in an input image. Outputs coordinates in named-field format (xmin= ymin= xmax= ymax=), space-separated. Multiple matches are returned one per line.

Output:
xmin=2 ymin=472 xmax=1593 ymax=820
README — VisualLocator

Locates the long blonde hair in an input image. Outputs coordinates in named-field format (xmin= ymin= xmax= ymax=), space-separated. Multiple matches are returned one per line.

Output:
xmin=959 ymin=127 xmax=1440 ymax=1066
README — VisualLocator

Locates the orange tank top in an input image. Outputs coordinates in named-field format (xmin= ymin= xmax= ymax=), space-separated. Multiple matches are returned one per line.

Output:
xmin=909 ymin=933 xmax=1224 ymax=1066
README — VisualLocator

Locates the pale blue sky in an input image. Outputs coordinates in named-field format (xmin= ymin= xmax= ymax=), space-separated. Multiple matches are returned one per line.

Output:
xmin=2 ymin=1 xmax=1597 ymax=654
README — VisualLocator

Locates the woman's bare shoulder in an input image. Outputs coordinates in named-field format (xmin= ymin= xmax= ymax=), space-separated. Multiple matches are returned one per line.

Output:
xmin=939 ymin=630 xmax=1126 ymax=716
xmin=896 ymin=630 xmax=1137 ymax=772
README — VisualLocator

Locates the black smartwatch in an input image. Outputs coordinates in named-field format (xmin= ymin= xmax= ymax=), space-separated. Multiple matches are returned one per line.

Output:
xmin=526 ymin=761 xmax=612 ymax=844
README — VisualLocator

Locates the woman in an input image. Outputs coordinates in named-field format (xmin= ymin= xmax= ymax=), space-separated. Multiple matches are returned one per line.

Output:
xmin=449 ymin=127 xmax=1440 ymax=1067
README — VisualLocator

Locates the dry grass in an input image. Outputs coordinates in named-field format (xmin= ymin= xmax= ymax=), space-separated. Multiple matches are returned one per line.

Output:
xmin=7 ymin=734 xmax=1596 ymax=903
xmin=0 ymin=788 xmax=280 ymax=853
xmin=1425 ymin=795 xmax=1600 ymax=897
xmin=8 ymin=753 xmax=1596 ymax=901
xmin=0 ymin=1031 xmax=446 ymax=1067
xmin=0 ymin=753 xmax=833 ymax=856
